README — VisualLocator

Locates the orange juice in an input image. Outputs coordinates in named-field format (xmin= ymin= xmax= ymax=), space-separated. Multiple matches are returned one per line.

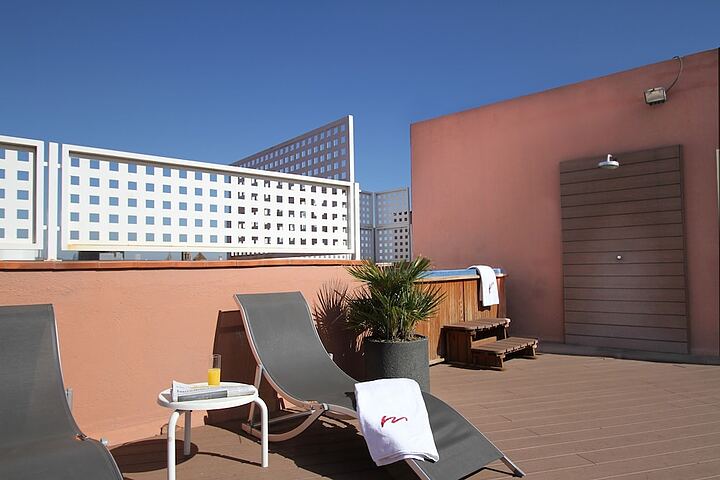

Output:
xmin=207 ymin=368 xmax=221 ymax=386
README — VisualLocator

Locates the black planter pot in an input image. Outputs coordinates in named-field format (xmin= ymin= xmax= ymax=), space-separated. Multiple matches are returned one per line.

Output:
xmin=364 ymin=335 xmax=430 ymax=392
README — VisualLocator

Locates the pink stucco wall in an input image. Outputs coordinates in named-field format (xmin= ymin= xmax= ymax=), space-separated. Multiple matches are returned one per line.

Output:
xmin=0 ymin=262 xmax=357 ymax=444
xmin=411 ymin=49 xmax=719 ymax=356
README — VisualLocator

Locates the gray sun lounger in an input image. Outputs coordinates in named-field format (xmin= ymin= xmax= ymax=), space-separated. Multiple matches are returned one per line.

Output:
xmin=235 ymin=292 xmax=525 ymax=479
xmin=0 ymin=304 xmax=123 ymax=480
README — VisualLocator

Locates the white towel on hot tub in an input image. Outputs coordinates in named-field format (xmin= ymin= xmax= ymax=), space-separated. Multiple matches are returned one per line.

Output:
xmin=469 ymin=265 xmax=499 ymax=306
xmin=355 ymin=378 xmax=439 ymax=466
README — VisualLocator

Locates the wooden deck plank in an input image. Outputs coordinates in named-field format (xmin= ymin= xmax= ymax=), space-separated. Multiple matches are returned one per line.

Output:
xmin=472 ymin=405 xmax=720 ymax=441
xmin=500 ymin=445 xmax=720 ymax=480
xmin=438 ymin=382 xmax=713 ymax=412
xmin=578 ymin=431 xmax=720 ymax=464
xmin=112 ymin=354 xmax=720 ymax=480
xmin=598 ymin=461 xmax=720 ymax=480
xmin=501 ymin=419 xmax=720 ymax=461
xmin=465 ymin=381 xmax=716 ymax=411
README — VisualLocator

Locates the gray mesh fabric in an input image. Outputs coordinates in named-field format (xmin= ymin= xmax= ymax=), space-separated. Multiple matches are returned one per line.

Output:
xmin=0 ymin=304 xmax=122 ymax=480
xmin=235 ymin=292 xmax=509 ymax=479
xmin=418 ymin=393 xmax=504 ymax=479
xmin=236 ymin=292 xmax=357 ymax=409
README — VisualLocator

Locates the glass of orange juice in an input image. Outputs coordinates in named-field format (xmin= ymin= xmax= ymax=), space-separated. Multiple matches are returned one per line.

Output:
xmin=208 ymin=354 xmax=221 ymax=386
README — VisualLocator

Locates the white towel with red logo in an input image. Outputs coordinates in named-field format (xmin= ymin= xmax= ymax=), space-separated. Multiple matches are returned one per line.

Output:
xmin=469 ymin=265 xmax=499 ymax=306
xmin=355 ymin=378 xmax=439 ymax=466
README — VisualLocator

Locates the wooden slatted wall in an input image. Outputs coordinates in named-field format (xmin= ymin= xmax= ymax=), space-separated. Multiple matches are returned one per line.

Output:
xmin=560 ymin=145 xmax=688 ymax=354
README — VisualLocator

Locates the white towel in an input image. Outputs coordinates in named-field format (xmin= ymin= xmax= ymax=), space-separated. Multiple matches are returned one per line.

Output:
xmin=355 ymin=378 xmax=439 ymax=466
xmin=469 ymin=265 xmax=499 ymax=306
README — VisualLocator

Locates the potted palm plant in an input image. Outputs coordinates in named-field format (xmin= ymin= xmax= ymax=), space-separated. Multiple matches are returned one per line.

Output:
xmin=346 ymin=257 xmax=444 ymax=391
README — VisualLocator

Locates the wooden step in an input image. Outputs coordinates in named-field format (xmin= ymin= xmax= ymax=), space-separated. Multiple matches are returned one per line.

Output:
xmin=471 ymin=337 xmax=538 ymax=369
xmin=443 ymin=318 xmax=510 ymax=332
xmin=442 ymin=319 xmax=511 ymax=364
xmin=472 ymin=337 xmax=537 ymax=353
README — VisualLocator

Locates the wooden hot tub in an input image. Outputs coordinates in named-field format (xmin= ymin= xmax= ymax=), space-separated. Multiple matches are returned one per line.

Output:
xmin=415 ymin=268 xmax=507 ymax=363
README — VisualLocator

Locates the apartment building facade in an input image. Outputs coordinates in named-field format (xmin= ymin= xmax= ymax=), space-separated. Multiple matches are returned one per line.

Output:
xmin=232 ymin=116 xmax=354 ymax=182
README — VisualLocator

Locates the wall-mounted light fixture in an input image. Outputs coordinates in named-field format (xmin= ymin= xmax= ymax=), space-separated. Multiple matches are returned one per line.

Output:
xmin=644 ymin=56 xmax=683 ymax=106
xmin=598 ymin=154 xmax=620 ymax=169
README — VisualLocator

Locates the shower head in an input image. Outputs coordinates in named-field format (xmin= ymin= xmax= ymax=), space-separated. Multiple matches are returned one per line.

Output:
xmin=598 ymin=154 xmax=620 ymax=169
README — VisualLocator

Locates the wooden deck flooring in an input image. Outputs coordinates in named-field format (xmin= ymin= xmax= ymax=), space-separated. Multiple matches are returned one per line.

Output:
xmin=112 ymin=354 xmax=720 ymax=479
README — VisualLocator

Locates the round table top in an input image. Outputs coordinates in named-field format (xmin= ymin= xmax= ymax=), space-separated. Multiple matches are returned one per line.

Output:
xmin=157 ymin=382 xmax=259 ymax=411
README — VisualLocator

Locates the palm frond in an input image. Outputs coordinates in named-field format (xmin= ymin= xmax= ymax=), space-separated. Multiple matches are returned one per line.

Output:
xmin=345 ymin=257 xmax=445 ymax=341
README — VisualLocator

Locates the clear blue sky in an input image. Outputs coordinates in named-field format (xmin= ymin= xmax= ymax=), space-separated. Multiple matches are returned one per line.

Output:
xmin=1 ymin=1 xmax=718 ymax=191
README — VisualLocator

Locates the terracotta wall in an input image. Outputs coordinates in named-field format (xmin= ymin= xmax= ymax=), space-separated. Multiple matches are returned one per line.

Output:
xmin=0 ymin=261 xmax=359 ymax=445
xmin=411 ymin=49 xmax=719 ymax=356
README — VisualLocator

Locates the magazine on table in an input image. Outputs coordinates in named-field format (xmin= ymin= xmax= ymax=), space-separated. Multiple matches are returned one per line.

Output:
xmin=171 ymin=381 xmax=255 ymax=402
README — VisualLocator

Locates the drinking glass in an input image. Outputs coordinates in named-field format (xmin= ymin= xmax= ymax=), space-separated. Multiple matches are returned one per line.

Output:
xmin=208 ymin=354 xmax=221 ymax=386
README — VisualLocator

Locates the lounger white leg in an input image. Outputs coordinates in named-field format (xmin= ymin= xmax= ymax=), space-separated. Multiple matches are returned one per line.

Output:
xmin=183 ymin=411 xmax=192 ymax=456
xmin=242 ymin=405 xmax=325 ymax=442
xmin=247 ymin=365 xmax=263 ymax=426
xmin=167 ymin=410 xmax=181 ymax=480
xmin=501 ymin=455 xmax=526 ymax=477
xmin=254 ymin=397 xmax=269 ymax=467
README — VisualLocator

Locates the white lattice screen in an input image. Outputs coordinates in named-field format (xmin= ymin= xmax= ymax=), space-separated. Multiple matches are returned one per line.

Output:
xmin=0 ymin=136 xmax=44 ymax=252
xmin=359 ymin=187 xmax=411 ymax=262
xmin=375 ymin=189 xmax=410 ymax=227
xmin=60 ymin=144 xmax=357 ymax=255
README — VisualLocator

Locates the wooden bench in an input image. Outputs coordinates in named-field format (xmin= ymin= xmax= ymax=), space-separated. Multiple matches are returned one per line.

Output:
xmin=443 ymin=319 xmax=510 ymax=364
xmin=471 ymin=337 xmax=538 ymax=370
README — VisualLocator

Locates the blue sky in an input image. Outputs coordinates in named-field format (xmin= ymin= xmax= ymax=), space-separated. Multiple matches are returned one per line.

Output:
xmin=1 ymin=1 xmax=718 ymax=191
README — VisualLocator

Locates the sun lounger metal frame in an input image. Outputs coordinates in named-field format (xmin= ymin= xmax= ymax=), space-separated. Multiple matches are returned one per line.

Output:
xmin=235 ymin=292 xmax=525 ymax=479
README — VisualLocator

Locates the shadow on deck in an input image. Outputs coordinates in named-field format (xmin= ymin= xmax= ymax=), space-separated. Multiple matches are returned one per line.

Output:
xmin=112 ymin=353 xmax=720 ymax=480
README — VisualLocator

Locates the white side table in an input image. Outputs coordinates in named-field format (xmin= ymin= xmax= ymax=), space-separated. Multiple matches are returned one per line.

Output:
xmin=157 ymin=382 xmax=268 ymax=480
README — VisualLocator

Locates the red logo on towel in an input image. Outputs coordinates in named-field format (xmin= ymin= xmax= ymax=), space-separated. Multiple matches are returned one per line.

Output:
xmin=381 ymin=415 xmax=408 ymax=428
